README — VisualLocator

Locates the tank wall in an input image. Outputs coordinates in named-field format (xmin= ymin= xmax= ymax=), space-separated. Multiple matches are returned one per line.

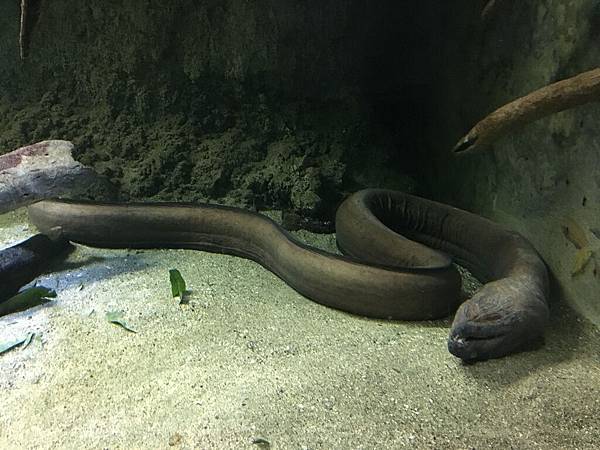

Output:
xmin=430 ymin=1 xmax=600 ymax=324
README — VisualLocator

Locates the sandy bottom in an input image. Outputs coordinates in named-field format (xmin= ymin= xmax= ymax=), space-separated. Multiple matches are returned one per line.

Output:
xmin=1 ymin=208 xmax=599 ymax=449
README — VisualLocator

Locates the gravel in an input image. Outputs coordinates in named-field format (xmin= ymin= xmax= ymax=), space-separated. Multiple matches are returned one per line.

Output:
xmin=1 ymin=208 xmax=599 ymax=449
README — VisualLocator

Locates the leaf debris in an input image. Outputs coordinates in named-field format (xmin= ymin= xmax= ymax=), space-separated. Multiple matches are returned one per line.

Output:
xmin=105 ymin=311 xmax=137 ymax=333
xmin=0 ymin=332 xmax=35 ymax=355
xmin=169 ymin=269 xmax=189 ymax=303
xmin=0 ymin=286 xmax=56 ymax=317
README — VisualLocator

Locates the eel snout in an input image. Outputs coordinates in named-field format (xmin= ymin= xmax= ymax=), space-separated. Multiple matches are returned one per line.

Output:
xmin=447 ymin=279 xmax=549 ymax=361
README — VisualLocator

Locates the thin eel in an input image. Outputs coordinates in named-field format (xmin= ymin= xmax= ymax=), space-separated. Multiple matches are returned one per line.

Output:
xmin=454 ymin=68 xmax=600 ymax=153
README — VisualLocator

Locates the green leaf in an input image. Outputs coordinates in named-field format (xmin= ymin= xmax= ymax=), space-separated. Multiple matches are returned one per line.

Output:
xmin=0 ymin=338 xmax=25 ymax=355
xmin=252 ymin=437 xmax=271 ymax=448
xmin=169 ymin=269 xmax=187 ymax=298
xmin=105 ymin=311 xmax=137 ymax=333
xmin=0 ymin=332 xmax=35 ymax=355
xmin=0 ymin=287 xmax=56 ymax=317
xmin=22 ymin=332 xmax=35 ymax=349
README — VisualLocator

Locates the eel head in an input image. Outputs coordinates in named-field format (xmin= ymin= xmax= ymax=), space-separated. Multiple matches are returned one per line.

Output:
xmin=447 ymin=279 xmax=549 ymax=361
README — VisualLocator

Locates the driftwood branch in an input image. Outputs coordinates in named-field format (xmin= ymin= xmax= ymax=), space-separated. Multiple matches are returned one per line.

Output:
xmin=0 ymin=140 xmax=113 ymax=303
xmin=0 ymin=140 xmax=116 ymax=214
xmin=19 ymin=0 xmax=42 ymax=60
xmin=19 ymin=0 xmax=28 ymax=60
xmin=481 ymin=0 xmax=498 ymax=21
xmin=453 ymin=67 xmax=600 ymax=153
xmin=0 ymin=234 xmax=71 ymax=303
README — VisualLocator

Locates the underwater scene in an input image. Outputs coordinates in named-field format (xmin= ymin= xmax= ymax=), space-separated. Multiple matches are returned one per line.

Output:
xmin=1 ymin=1 xmax=599 ymax=448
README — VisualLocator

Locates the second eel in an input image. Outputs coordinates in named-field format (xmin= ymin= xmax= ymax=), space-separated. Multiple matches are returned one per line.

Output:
xmin=27 ymin=189 xmax=550 ymax=361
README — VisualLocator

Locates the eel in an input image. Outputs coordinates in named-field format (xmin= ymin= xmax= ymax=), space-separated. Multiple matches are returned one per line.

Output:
xmin=453 ymin=68 xmax=600 ymax=153
xmin=27 ymin=189 xmax=550 ymax=360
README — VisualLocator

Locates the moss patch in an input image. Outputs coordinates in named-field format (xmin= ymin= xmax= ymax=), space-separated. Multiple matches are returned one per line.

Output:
xmin=0 ymin=0 xmax=429 ymax=219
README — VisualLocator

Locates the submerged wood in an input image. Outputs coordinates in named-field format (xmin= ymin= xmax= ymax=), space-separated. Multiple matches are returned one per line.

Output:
xmin=19 ymin=0 xmax=43 ymax=59
xmin=0 ymin=140 xmax=110 ymax=305
xmin=0 ymin=140 xmax=115 ymax=214
xmin=453 ymin=68 xmax=600 ymax=153
xmin=0 ymin=234 xmax=71 ymax=303
xmin=481 ymin=0 xmax=498 ymax=21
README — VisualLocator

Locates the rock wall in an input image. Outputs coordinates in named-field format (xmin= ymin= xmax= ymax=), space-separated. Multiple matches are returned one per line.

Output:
xmin=0 ymin=0 xmax=442 ymax=218
xmin=431 ymin=1 xmax=600 ymax=324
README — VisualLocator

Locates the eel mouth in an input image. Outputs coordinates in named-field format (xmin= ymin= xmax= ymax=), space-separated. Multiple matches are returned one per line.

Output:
xmin=447 ymin=331 xmax=506 ymax=361
xmin=446 ymin=314 xmax=515 ymax=361
xmin=452 ymin=134 xmax=478 ymax=153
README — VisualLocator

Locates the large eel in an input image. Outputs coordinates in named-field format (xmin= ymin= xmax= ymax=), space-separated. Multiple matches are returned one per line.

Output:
xmin=27 ymin=189 xmax=550 ymax=360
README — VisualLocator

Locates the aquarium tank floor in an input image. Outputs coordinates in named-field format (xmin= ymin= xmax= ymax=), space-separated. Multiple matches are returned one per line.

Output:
xmin=1 ymin=208 xmax=599 ymax=449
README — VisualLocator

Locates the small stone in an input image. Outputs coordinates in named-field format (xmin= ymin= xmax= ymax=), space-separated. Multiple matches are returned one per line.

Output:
xmin=168 ymin=432 xmax=182 ymax=446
